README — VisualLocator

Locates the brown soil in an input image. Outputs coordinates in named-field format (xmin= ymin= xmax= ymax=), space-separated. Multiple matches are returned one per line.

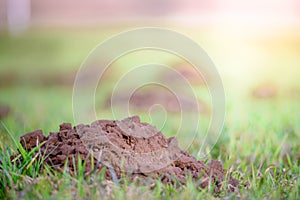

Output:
xmin=105 ymin=88 xmax=208 ymax=113
xmin=18 ymin=116 xmax=238 ymax=193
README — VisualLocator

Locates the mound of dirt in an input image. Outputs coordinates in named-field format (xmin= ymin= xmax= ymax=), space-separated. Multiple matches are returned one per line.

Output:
xmin=18 ymin=116 xmax=238 ymax=193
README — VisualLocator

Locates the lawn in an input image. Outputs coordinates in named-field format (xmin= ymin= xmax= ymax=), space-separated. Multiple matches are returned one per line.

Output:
xmin=0 ymin=27 xmax=299 ymax=199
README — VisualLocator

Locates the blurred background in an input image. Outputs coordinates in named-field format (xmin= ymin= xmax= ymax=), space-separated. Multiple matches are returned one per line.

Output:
xmin=0 ymin=0 xmax=300 ymax=146
xmin=1 ymin=0 xmax=299 ymax=86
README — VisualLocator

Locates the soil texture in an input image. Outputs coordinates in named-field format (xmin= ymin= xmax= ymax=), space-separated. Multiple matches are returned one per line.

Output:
xmin=18 ymin=116 xmax=238 ymax=192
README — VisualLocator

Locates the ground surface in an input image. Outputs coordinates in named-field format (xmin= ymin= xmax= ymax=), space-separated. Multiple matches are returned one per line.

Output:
xmin=18 ymin=116 xmax=239 ymax=193
xmin=0 ymin=27 xmax=299 ymax=199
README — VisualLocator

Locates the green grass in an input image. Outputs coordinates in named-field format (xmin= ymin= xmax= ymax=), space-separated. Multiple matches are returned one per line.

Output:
xmin=0 ymin=28 xmax=299 ymax=199
xmin=0 ymin=85 xmax=299 ymax=200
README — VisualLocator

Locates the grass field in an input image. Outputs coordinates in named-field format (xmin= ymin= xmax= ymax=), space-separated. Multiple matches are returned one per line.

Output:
xmin=0 ymin=27 xmax=299 ymax=199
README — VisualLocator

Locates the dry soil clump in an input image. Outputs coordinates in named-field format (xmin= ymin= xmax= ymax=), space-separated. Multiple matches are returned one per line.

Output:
xmin=19 ymin=116 xmax=238 ymax=193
